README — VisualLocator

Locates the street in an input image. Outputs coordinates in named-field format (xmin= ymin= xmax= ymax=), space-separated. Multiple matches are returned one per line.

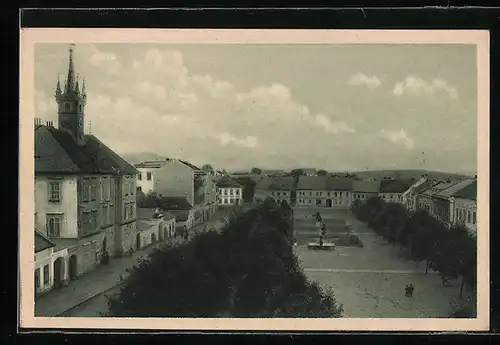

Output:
xmin=293 ymin=207 xmax=472 ymax=318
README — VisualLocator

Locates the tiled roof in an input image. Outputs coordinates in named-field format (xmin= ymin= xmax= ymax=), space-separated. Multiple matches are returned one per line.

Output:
xmin=177 ymin=159 xmax=201 ymax=171
xmin=296 ymin=176 xmax=329 ymax=190
xmin=217 ymin=175 xmax=242 ymax=188
xmin=35 ymin=231 xmax=55 ymax=253
xmin=157 ymin=196 xmax=193 ymax=210
xmin=35 ymin=126 xmax=138 ymax=175
xmin=326 ymin=177 xmax=354 ymax=191
xmin=352 ymin=180 xmax=381 ymax=193
xmin=269 ymin=177 xmax=296 ymax=190
xmin=435 ymin=178 xmax=476 ymax=199
xmin=452 ymin=179 xmax=477 ymax=200
xmin=255 ymin=176 xmax=275 ymax=190
xmin=412 ymin=180 xmax=434 ymax=194
xmin=135 ymin=160 xmax=166 ymax=169
xmin=421 ymin=180 xmax=458 ymax=197
xmin=379 ymin=179 xmax=413 ymax=193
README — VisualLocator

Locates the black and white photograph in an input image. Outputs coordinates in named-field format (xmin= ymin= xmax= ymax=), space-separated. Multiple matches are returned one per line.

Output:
xmin=19 ymin=29 xmax=489 ymax=331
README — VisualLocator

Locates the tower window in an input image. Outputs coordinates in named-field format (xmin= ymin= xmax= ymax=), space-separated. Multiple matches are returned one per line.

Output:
xmin=79 ymin=104 xmax=83 ymax=112
xmin=65 ymin=102 xmax=70 ymax=112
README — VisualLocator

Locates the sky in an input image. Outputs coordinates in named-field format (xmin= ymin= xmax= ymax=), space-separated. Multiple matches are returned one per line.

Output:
xmin=34 ymin=43 xmax=477 ymax=174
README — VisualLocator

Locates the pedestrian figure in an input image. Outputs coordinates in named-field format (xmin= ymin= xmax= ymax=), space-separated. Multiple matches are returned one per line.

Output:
xmin=407 ymin=284 xmax=415 ymax=298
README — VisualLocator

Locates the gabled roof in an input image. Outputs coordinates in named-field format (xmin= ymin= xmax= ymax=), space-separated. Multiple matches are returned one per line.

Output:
xmin=217 ymin=175 xmax=242 ymax=188
xmin=35 ymin=126 xmax=138 ymax=175
xmin=296 ymin=176 xmax=329 ymax=190
xmin=177 ymin=159 xmax=201 ymax=171
xmin=452 ymin=179 xmax=477 ymax=200
xmin=352 ymin=180 xmax=381 ymax=193
xmin=135 ymin=160 xmax=166 ymax=169
xmin=379 ymin=179 xmax=413 ymax=193
xmin=435 ymin=178 xmax=476 ymax=199
xmin=421 ymin=180 xmax=459 ymax=197
xmin=326 ymin=177 xmax=354 ymax=191
xmin=412 ymin=180 xmax=434 ymax=194
xmin=35 ymin=231 xmax=55 ymax=253
xmin=255 ymin=176 xmax=276 ymax=190
xmin=268 ymin=177 xmax=296 ymax=191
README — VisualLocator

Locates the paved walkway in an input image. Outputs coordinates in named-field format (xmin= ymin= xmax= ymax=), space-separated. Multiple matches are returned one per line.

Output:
xmin=35 ymin=209 xmax=233 ymax=317
xmin=294 ymin=209 xmax=474 ymax=318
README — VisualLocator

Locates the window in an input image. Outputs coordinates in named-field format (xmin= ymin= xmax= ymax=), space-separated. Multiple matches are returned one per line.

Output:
xmin=467 ymin=211 xmax=471 ymax=223
xmin=43 ymin=265 xmax=50 ymax=285
xmin=90 ymin=182 xmax=97 ymax=201
xmin=147 ymin=172 xmax=152 ymax=180
xmin=455 ymin=208 xmax=458 ymax=221
xmin=81 ymin=211 xmax=90 ymax=233
xmin=101 ymin=206 xmax=108 ymax=226
xmin=308 ymin=200 xmax=312 ymax=204
xmin=236 ymin=190 xmax=240 ymax=195
xmin=46 ymin=214 xmax=62 ymax=237
xmin=35 ymin=269 xmax=40 ymax=290
xmin=48 ymin=182 xmax=61 ymax=202
xmin=65 ymin=102 xmax=70 ymax=112
xmin=138 ymin=173 xmax=142 ymax=180
xmin=334 ymin=192 xmax=337 ymax=197
xmin=79 ymin=104 xmax=83 ymax=112
xmin=91 ymin=210 xmax=98 ymax=230
xmin=473 ymin=212 xmax=476 ymax=224
xmin=109 ymin=205 xmax=115 ymax=224
xmin=327 ymin=192 xmax=331 ymax=197
xmin=110 ymin=178 xmax=115 ymax=200
xmin=82 ymin=179 xmax=90 ymax=202
xmin=309 ymin=192 xmax=312 ymax=196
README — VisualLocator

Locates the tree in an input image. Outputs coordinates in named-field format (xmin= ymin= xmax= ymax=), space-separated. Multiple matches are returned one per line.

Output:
xmin=432 ymin=225 xmax=476 ymax=297
xmin=106 ymin=200 xmax=343 ymax=317
xmin=251 ymin=167 xmax=262 ymax=175
xmin=317 ymin=169 xmax=328 ymax=176
xmin=202 ymin=164 xmax=214 ymax=174
xmin=290 ymin=169 xmax=306 ymax=179
xmin=233 ymin=177 xmax=256 ymax=202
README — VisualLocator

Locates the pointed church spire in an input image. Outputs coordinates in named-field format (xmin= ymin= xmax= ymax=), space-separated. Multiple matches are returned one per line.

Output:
xmin=63 ymin=77 xmax=68 ymax=93
xmin=66 ymin=43 xmax=76 ymax=93
xmin=82 ymin=77 xmax=86 ymax=97
xmin=55 ymin=76 xmax=62 ymax=96
xmin=75 ymin=74 xmax=80 ymax=94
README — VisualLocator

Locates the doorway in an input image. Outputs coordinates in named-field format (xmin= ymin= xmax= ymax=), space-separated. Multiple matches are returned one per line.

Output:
xmin=53 ymin=257 xmax=64 ymax=288
xmin=136 ymin=233 xmax=141 ymax=250
xmin=69 ymin=255 xmax=78 ymax=280
xmin=326 ymin=199 xmax=332 ymax=208
xmin=102 ymin=237 xmax=107 ymax=256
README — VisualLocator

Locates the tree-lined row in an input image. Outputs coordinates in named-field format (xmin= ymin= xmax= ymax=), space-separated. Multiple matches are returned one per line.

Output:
xmin=351 ymin=197 xmax=476 ymax=300
xmin=105 ymin=198 xmax=343 ymax=317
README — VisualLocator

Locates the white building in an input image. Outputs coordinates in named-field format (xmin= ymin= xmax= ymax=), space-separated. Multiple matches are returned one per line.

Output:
xmin=216 ymin=175 xmax=243 ymax=206
xmin=450 ymin=180 xmax=477 ymax=235
xmin=35 ymin=231 xmax=69 ymax=295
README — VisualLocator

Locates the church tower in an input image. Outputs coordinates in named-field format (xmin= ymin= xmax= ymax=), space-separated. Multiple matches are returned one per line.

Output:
xmin=55 ymin=44 xmax=87 ymax=144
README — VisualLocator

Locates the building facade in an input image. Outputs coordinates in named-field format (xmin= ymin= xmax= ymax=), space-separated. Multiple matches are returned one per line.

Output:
xmin=34 ymin=231 xmax=69 ymax=295
xmin=295 ymin=176 xmax=353 ymax=209
xmin=379 ymin=179 xmax=413 ymax=204
xmin=217 ymin=175 xmax=243 ymax=206
xmin=34 ymin=44 xmax=138 ymax=285
xmin=351 ymin=180 xmax=381 ymax=203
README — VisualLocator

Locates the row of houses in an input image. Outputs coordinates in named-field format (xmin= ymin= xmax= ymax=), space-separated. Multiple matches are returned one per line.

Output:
xmin=253 ymin=175 xmax=478 ymax=234
xmin=33 ymin=45 xmax=227 ymax=296
xmin=135 ymin=161 xmax=244 ymax=213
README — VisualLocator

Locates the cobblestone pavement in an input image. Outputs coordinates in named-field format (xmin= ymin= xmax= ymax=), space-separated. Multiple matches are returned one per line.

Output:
xmin=35 ymin=207 xmax=235 ymax=317
xmin=293 ymin=208 xmax=472 ymax=318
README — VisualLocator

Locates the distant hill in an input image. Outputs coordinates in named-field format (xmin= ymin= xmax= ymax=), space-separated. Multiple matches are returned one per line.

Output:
xmin=121 ymin=152 xmax=165 ymax=165
xmin=349 ymin=169 xmax=473 ymax=182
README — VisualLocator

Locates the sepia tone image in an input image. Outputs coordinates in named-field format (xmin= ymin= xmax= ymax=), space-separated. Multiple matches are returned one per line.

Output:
xmin=20 ymin=29 xmax=489 ymax=331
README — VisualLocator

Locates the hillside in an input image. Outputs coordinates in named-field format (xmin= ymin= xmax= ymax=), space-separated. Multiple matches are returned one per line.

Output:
xmin=349 ymin=169 xmax=473 ymax=182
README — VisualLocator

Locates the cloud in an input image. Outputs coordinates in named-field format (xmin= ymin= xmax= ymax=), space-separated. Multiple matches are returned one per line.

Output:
xmin=218 ymin=132 xmax=258 ymax=148
xmin=313 ymin=115 xmax=355 ymax=134
xmin=347 ymin=73 xmax=381 ymax=91
xmin=35 ymin=45 xmax=359 ymax=169
xmin=392 ymin=75 xmax=458 ymax=99
xmin=380 ymin=128 xmax=415 ymax=150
